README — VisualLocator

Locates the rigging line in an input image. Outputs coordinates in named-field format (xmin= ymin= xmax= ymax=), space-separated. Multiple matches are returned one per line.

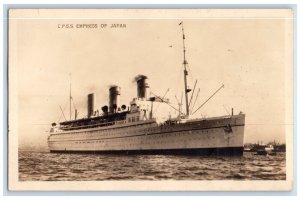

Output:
xmin=223 ymin=104 xmax=231 ymax=116
xmin=58 ymin=112 xmax=62 ymax=122
xmin=71 ymin=96 xmax=77 ymax=111
xmin=188 ymin=80 xmax=197 ymax=109
xmin=69 ymin=80 xmax=77 ymax=111
xmin=154 ymin=88 xmax=170 ymax=113
xmin=175 ymin=95 xmax=180 ymax=105
xmin=57 ymin=99 xmax=69 ymax=122
xmin=59 ymin=105 xmax=67 ymax=121
xmin=180 ymin=91 xmax=183 ymax=109
xmin=173 ymin=61 xmax=182 ymax=95
xmin=175 ymin=95 xmax=182 ymax=116
xmin=57 ymin=104 xmax=65 ymax=122
xmin=151 ymin=92 xmax=184 ymax=115
xmin=192 ymin=84 xmax=225 ymax=115
xmin=69 ymin=93 xmax=78 ymax=119
xmin=190 ymin=88 xmax=200 ymax=113
xmin=72 ymin=100 xmax=78 ymax=119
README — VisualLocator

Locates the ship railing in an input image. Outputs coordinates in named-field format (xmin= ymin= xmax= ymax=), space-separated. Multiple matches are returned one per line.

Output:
xmin=60 ymin=121 xmax=116 ymax=131
xmin=59 ymin=118 xmax=157 ymax=132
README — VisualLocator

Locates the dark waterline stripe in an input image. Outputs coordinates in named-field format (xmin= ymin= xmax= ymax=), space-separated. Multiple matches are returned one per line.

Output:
xmin=50 ymin=146 xmax=244 ymax=156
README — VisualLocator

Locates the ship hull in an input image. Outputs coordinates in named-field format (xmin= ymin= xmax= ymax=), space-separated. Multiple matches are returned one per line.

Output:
xmin=48 ymin=114 xmax=245 ymax=156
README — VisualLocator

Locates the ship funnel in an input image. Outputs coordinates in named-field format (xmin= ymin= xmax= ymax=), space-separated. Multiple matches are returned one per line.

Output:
xmin=135 ymin=75 xmax=149 ymax=99
xmin=109 ymin=86 xmax=121 ymax=113
xmin=87 ymin=93 xmax=95 ymax=118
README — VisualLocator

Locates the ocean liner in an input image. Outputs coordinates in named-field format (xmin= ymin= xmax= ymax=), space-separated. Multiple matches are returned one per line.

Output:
xmin=48 ymin=23 xmax=245 ymax=156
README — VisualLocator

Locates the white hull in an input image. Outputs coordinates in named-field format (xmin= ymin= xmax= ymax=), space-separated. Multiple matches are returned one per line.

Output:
xmin=48 ymin=114 xmax=245 ymax=155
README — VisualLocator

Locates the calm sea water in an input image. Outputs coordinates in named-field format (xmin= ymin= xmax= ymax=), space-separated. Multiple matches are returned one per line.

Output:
xmin=19 ymin=151 xmax=286 ymax=181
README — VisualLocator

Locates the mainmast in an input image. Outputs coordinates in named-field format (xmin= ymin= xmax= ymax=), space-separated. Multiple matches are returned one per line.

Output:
xmin=179 ymin=21 xmax=191 ymax=116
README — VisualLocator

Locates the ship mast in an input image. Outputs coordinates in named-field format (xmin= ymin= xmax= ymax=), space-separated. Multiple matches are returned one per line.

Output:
xmin=179 ymin=22 xmax=190 ymax=116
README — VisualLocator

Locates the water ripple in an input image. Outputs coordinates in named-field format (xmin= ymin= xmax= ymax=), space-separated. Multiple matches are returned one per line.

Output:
xmin=19 ymin=151 xmax=286 ymax=181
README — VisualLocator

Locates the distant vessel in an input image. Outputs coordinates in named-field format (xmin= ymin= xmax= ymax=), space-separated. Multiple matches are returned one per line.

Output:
xmin=243 ymin=147 xmax=251 ymax=152
xmin=248 ymin=143 xmax=276 ymax=156
xmin=48 ymin=22 xmax=246 ymax=156
xmin=254 ymin=145 xmax=269 ymax=156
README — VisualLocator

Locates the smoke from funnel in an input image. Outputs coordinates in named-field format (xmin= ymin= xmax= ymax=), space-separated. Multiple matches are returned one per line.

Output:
xmin=134 ymin=74 xmax=148 ymax=82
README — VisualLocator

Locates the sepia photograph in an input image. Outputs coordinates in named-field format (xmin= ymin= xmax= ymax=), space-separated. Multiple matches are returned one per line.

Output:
xmin=8 ymin=8 xmax=294 ymax=191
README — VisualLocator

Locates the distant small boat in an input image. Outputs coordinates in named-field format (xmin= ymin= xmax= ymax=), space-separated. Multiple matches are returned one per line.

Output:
xmin=265 ymin=144 xmax=274 ymax=152
xmin=243 ymin=147 xmax=251 ymax=152
xmin=254 ymin=144 xmax=274 ymax=156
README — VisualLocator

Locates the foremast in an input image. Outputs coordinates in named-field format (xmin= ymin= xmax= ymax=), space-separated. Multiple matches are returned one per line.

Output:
xmin=179 ymin=22 xmax=191 ymax=117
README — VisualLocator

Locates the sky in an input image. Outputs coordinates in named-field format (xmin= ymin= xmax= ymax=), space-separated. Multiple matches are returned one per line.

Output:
xmin=8 ymin=9 xmax=293 ymax=149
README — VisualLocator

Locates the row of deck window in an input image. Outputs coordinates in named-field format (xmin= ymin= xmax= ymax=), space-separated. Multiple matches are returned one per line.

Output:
xmin=69 ymin=136 xmax=217 ymax=147
xmin=68 ymin=132 xmax=218 ymax=145
xmin=51 ymin=129 xmax=222 ymax=143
